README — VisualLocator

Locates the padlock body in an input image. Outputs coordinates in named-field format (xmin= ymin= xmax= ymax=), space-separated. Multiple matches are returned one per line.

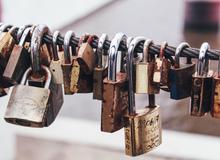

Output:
xmin=101 ymin=73 xmax=128 ymax=132
xmin=190 ymin=72 xmax=213 ymax=116
xmin=169 ymin=64 xmax=195 ymax=99
xmin=211 ymin=74 xmax=220 ymax=118
xmin=49 ymin=60 xmax=64 ymax=84
xmin=62 ymin=63 xmax=73 ymax=94
xmin=160 ymin=59 xmax=171 ymax=91
xmin=153 ymin=58 xmax=163 ymax=83
xmin=136 ymin=62 xmax=159 ymax=94
xmin=93 ymin=67 xmax=108 ymax=100
xmin=77 ymin=43 xmax=95 ymax=73
xmin=3 ymin=45 xmax=31 ymax=84
xmin=4 ymin=84 xmax=50 ymax=127
xmin=70 ymin=58 xmax=93 ymax=93
xmin=40 ymin=43 xmax=52 ymax=66
xmin=124 ymin=106 xmax=162 ymax=156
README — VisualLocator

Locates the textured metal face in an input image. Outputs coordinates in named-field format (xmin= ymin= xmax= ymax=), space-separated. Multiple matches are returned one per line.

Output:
xmin=124 ymin=106 xmax=162 ymax=156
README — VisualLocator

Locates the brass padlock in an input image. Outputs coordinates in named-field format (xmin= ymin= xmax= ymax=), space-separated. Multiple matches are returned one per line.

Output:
xmin=77 ymin=35 xmax=96 ymax=74
xmin=101 ymin=33 xmax=128 ymax=133
xmin=93 ymin=33 xmax=109 ymax=100
xmin=3 ymin=27 xmax=32 ymax=84
xmin=190 ymin=42 xmax=213 ymax=116
xmin=124 ymin=37 xmax=162 ymax=156
xmin=49 ymin=31 xmax=64 ymax=84
xmin=169 ymin=42 xmax=195 ymax=99
xmin=70 ymin=34 xmax=93 ymax=93
xmin=211 ymin=55 xmax=220 ymax=118
xmin=135 ymin=39 xmax=160 ymax=94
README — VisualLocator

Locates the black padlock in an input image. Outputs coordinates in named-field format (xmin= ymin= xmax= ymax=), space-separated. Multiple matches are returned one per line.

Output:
xmin=169 ymin=42 xmax=195 ymax=99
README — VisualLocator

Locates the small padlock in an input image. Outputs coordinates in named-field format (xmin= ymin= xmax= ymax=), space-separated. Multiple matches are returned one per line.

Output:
xmin=190 ymin=42 xmax=213 ymax=116
xmin=124 ymin=37 xmax=162 ymax=156
xmin=3 ymin=27 xmax=32 ymax=84
xmin=49 ymin=31 xmax=64 ymax=84
xmin=211 ymin=54 xmax=220 ymax=118
xmin=77 ymin=35 xmax=96 ymax=74
xmin=70 ymin=34 xmax=93 ymax=93
xmin=101 ymin=33 xmax=128 ymax=133
xmin=93 ymin=33 xmax=109 ymax=100
xmin=135 ymin=39 xmax=160 ymax=94
xmin=169 ymin=42 xmax=195 ymax=99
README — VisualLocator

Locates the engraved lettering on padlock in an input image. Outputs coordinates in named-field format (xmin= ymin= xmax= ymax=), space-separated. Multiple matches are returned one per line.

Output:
xmin=169 ymin=42 xmax=195 ymax=99
xmin=190 ymin=42 xmax=213 ymax=116
xmin=124 ymin=37 xmax=162 ymax=156
xmin=101 ymin=33 xmax=128 ymax=133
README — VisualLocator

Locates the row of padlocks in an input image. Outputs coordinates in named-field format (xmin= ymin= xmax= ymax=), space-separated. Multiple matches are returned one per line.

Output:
xmin=0 ymin=23 xmax=220 ymax=156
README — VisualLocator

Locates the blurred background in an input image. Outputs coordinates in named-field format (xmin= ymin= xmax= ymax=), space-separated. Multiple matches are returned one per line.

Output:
xmin=1 ymin=0 xmax=220 ymax=159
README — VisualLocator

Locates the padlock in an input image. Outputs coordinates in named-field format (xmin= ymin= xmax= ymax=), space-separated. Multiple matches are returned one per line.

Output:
xmin=77 ymin=35 xmax=96 ymax=74
xmin=93 ymin=33 xmax=109 ymax=100
xmin=4 ymin=65 xmax=63 ymax=127
xmin=70 ymin=34 xmax=93 ymax=93
xmin=135 ymin=39 xmax=160 ymax=94
xmin=169 ymin=42 xmax=195 ymax=99
xmin=211 ymin=54 xmax=220 ymax=118
xmin=190 ymin=42 xmax=213 ymax=116
xmin=158 ymin=42 xmax=173 ymax=92
xmin=61 ymin=31 xmax=76 ymax=94
xmin=3 ymin=27 xmax=32 ymax=84
xmin=124 ymin=37 xmax=162 ymax=156
xmin=101 ymin=33 xmax=128 ymax=133
xmin=49 ymin=31 xmax=64 ymax=84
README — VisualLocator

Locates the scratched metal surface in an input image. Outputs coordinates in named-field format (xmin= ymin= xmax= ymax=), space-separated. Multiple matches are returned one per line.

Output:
xmin=58 ymin=0 xmax=220 ymax=136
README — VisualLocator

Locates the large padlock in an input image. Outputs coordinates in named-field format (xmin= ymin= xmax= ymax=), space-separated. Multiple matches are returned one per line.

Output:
xmin=101 ymin=33 xmax=128 ymax=133
xmin=49 ymin=31 xmax=64 ymax=84
xmin=4 ymin=65 xmax=63 ymax=127
xmin=169 ymin=42 xmax=195 ymax=99
xmin=190 ymin=42 xmax=213 ymax=116
xmin=70 ymin=34 xmax=93 ymax=93
xmin=124 ymin=37 xmax=162 ymax=156
xmin=211 ymin=54 xmax=220 ymax=118
xmin=3 ymin=27 xmax=32 ymax=84
xmin=135 ymin=39 xmax=160 ymax=94
xmin=93 ymin=33 xmax=108 ymax=100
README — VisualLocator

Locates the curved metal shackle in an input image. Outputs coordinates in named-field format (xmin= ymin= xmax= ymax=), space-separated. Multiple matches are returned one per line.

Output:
xmin=52 ymin=31 xmax=61 ymax=61
xmin=18 ymin=27 xmax=31 ymax=47
xmin=0 ymin=24 xmax=12 ymax=33
xmin=197 ymin=42 xmax=210 ymax=76
xmin=126 ymin=37 xmax=134 ymax=48
xmin=17 ymin=24 xmax=32 ymax=41
xmin=107 ymin=32 xmax=127 ymax=81
xmin=97 ymin=33 xmax=109 ymax=68
xmin=21 ymin=65 xmax=51 ymax=89
xmin=174 ymin=42 xmax=190 ymax=68
xmin=127 ymin=36 xmax=146 ymax=115
xmin=143 ymin=39 xmax=154 ymax=63
xmin=159 ymin=41 xmax=168 ymax=59
xmin=31 ymin=24 xmax=50 ymax=73
xmin=63 ymin=31 xmax=76 ymax=64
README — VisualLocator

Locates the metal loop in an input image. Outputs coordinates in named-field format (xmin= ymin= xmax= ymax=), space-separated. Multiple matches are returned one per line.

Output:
xmin=174 ymin=42 xmax=190 ymax=68
xmin=18 ymin=27 xmax=31 ymax=47
xmin=143 ymin=39 xmax=154 ymax=62
xmin=16 ymin=24 xmax=32 ymax=41
xmin=97 ymin=33 xmax=109 ymax=68
xmin=63 ymin=31 xmax=76 ymax=64
xmin=52 ymin=31 xmax=61 ymax=61
xmin=197 ymin=42 xmax=210 ymax=76
xmin=108 ymin=32 xmax=127 ymax=81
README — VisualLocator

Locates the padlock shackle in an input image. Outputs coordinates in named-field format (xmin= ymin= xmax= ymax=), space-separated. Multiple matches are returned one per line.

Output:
xmin=63 ymin=31 xmax=76 ymax=64
xmin=108 ymin=32 xmax=127 ymax=81
xmin=0 ymin=24 xmax=12 ymax=33
xmin=21 ymin=65 xmax=51 ymax=89
xmin=126 ymin=37 xmax=134 ymax=48
xmin=174 ymin=42 xmax=190 ymax=68
xmin=52 ymin=31 xmax=61 ymax=61
xmin=97 ymin=33 xmax=109 ymax=68
xmin=127 ymin=36 xmax=145 ymax=115
xmin=197 ymin=42 xmax=210 ymax=76
xmin=18 ymin=27 xmax=31 ymax=47
xmin=143 ymin=39 xmax=154 ymax=63
xmin=159 ymin=41 xmax=167 ymax=60
xmin=31 ymin=24 xmax=50 ymax=73
xmin=17 ymin=24 xmax=33 ymax=42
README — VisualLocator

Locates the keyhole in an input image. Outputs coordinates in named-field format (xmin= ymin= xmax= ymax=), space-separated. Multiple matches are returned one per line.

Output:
xmin=52 ymin=69 xmax=56 ymax=72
